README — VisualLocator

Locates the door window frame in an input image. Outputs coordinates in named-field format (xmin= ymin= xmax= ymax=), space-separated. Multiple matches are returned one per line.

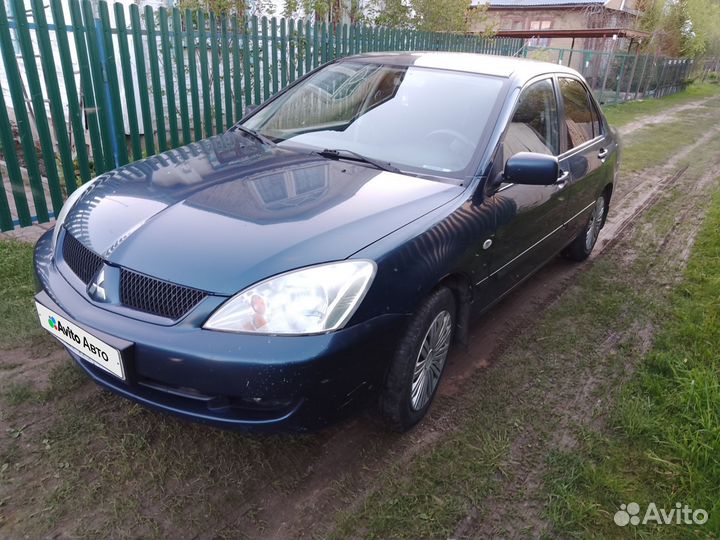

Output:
xmin=556 ymin=75 xmax=605 ymax=157
xmin=491 ymin=73 xmax=562 ymax=193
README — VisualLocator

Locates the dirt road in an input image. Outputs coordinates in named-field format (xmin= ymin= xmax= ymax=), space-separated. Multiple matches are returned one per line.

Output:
xmin=1 ymin=93 xmax=719 ymax=539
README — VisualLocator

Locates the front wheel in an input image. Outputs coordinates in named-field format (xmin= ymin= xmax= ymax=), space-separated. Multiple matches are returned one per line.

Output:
xmin=565 ymin=193 xmax=606 ymax=261
xmin=379 ymin=288 xmax=455 ymax=432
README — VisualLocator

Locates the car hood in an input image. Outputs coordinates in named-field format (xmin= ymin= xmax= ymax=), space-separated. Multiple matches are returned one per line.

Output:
xmin=64 ymin=132 xmax=464 ymax=294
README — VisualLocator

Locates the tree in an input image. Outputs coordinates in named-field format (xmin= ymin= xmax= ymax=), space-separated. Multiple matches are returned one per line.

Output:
xmin=372 ymin=0 xmax=412 ymax=28
xmin=368 ymin=0 xmax=490 ymax=33
xmin=636 ymin=0 xmax=720 ymax=57
xmin=283 ymin=0 xmax=366 ymax=23
xmin=413 ymin=0 xmax=475 ymax=32
xmin=177 ymin=0 xmax=276 ymax=19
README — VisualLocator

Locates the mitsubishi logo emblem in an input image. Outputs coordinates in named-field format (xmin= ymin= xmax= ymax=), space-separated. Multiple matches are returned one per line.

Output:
xmin=88 ymin=268 xmax=107 ymax=302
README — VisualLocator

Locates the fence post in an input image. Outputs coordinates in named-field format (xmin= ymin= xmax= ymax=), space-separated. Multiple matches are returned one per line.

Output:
xmin=209 ymin=12 xmax=222 ymax=133
xmin=280 ymin=18 xmax=288 ymax=88
xmin=642 ymin=50 xmax=659 ymax=96
xmin=231 ymin=14 xmax=244 ymax=121
xmin=197 ymin=10 xmax=212 ymax=137
xmin=599 ymin=40 xmax=617 ymax=104
xmin=288 ymin=18 xmax=296 ymax=83
xmin=271 ymin=17 xmax=279 ymax=94
xmin=261 ymin=16 xmax=270 ymax=102
xmin=296 ymin=19 xmax=304 ymax=78
xmin=243 ymin=17 xmax=253 ymax=104
xmin=656 ymin=59 xmax=668 ymax=97
xmin=634 ymin=54 xmax=649 ymax=100
xmin=221 ymin=15 xmax=233 ymax=130
xmin=130 ymin=4 xmax=155 ymax=156
xmin=0 ymin=167 xmax=13 ymax=231
xmin=115 ymin=3 xmax=142 ymax=161
xmin=99 ymin=2 xmax=128 ymax=166
xmin=312 ymin=20 xmax=319 ymax=68
xmin=251 ymin=15 xmax=260 ymax=105
xmin=173 ymin=8 xmax=191 ymax=144
xmin=159 ymin=8 xmax=179 ymax=148
xmin=624 ymin=51 xmax=640 ymax=99
xmin=614 ymin=54 xmax=627 ymax=103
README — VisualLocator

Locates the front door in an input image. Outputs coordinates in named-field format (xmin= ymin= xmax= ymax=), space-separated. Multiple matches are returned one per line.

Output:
xmin=487 ymin=77 xmax=569 ymax=297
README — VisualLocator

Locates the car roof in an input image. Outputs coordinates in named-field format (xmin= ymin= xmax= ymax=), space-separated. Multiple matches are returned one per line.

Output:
xmin=339 ymin=51 xmax=579 ymax=82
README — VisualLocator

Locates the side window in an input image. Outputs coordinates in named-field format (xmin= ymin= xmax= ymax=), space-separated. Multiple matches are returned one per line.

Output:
xmin=559 ymin=78 xmax=595 ymax=149
xmin=503 ymin=79 xmax=559 ymax=161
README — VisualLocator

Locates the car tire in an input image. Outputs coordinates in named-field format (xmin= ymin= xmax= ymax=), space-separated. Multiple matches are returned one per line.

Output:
xmin=379 ymin=287 xmax=455 ymax=432
xmin=565 ymin=193 xmax=607 ymax=262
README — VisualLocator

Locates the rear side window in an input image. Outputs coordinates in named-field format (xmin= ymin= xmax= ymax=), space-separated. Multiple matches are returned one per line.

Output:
xmin=503 ymin=78 xmax=559 ymax=159
xmin=560 ymin=78 xmax=595 ymax=149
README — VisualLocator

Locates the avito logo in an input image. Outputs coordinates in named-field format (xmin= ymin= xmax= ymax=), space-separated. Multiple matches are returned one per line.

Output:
xmin=614 ymin=502 xmax=708 ymax=527
xmin=52 ymin=317 xmax=82 ymax=345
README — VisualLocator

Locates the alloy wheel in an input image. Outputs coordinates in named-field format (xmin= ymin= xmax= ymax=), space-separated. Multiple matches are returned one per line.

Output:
xmin=585 ymin=195 xmax=605 ymax=252
xmin=410 ymin=310 xmax=452 ymax=411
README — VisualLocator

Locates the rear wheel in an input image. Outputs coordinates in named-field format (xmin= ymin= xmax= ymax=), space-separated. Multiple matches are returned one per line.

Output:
xmin=565 ymin=193 xmax=606 ymax=261
xmin=380 ymin=288 xmax=455 ymax=432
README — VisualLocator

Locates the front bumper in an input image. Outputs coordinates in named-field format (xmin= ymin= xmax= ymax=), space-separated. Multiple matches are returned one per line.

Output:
xmin=34 ymin=230 xmax=407 ymax=431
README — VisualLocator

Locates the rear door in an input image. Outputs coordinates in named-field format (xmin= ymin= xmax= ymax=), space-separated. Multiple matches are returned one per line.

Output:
xmin=557 ymin=77 xmax=613 ymax=237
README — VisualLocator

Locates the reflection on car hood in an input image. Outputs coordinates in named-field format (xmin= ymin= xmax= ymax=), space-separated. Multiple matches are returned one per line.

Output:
xmin=64 ymin=131 xmax=464 ymax=294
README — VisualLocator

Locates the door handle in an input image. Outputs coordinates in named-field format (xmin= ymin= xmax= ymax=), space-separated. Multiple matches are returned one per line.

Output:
xmin=598 ymin=147 xmax=609 ymax=160
xmin=556 ymin=169 xmax=570 ymax=189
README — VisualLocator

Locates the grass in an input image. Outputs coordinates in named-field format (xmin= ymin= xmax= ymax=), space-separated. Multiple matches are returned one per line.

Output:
xmin=614 ymin=100 xmax=720 ymax=173
xmin=602 ymin=82 xmax=720 ymax=128
xmin=5 ymin=381 xmax=36 ymax=405
xmin=544 ymin=188 xmax=720 ymax=539
xmin=0 ymin=239 xmax=46 ymax=348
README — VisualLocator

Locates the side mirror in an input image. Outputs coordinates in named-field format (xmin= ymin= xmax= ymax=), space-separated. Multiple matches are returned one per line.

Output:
xmin=503 ymin=152 xmax=559 ymax=186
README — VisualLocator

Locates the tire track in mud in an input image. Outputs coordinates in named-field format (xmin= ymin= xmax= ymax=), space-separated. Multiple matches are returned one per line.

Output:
xmin=237 ymin=118 xmax=720 ymax=539
xmin=617 ymin=96 xmax=718 ymax=137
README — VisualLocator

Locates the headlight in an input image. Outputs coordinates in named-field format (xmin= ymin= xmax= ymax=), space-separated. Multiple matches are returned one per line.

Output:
xmin=203 ymin=260 xmax=376 ymax=335
xmin=51 ymin=177 xmax=100 ymax=251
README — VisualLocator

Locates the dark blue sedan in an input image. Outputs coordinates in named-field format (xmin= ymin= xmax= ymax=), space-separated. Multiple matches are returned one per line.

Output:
xmin=34 ymin=52 xmax=619 ymax=432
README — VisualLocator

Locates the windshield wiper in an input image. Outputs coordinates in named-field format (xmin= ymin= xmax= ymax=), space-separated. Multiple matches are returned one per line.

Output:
xmin=314 ymin=148 xmax=401 ymax=174
xmin=232 ymin=125 xmax=276 ymax=147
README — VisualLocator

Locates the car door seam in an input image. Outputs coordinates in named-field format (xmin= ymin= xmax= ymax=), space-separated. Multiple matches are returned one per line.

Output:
xmin=475 ymin=199 xmax=595 ymax=286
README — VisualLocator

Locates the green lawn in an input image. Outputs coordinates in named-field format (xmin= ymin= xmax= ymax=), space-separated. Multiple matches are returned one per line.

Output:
xmin=545 ymin=189 xmax=720 ymax=538
xmin=0 ymin=240 xmax=46 ymax=349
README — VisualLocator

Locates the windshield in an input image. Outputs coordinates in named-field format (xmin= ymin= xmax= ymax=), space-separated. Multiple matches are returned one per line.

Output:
xmin=242 ymin=61 xmax=505 ymax=178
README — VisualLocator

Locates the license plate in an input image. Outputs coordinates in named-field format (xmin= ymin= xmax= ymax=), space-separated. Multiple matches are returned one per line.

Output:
xmin=36 ymin=301 xmax=125 ymax=380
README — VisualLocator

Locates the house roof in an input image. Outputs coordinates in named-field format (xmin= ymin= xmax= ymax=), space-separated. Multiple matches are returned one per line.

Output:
xmin=471 ymin=0 xmax=606 ymax=7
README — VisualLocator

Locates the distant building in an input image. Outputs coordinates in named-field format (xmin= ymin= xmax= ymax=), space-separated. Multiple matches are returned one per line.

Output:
xmin=470 ymin=0 xmax=641 ymax=52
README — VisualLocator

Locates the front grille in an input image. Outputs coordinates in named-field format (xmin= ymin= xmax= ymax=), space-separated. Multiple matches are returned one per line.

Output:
xmin=120 ymin=268 xmax=207 ymax=320
xmin=62 ymin=231 xmax=104 ymax=284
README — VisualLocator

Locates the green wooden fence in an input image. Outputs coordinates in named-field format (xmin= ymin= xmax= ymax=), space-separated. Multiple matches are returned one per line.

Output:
xmin=523 ymin=45 xmax=695 ymax=105
xmin=0 ymin=0 xmax=523 ymax=231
